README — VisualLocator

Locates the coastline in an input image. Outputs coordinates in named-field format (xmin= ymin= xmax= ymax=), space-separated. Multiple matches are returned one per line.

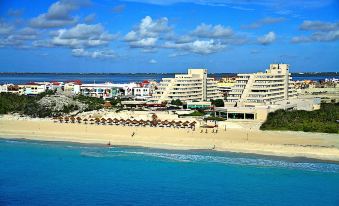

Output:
xmin=1 ymin=118 xmax=339 ymax=162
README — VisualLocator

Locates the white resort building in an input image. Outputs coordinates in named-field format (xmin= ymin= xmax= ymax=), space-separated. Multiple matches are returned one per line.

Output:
xmin=151 ymin=69 xmax=222 ymax=103
xmin=226 ymin=64 xmax=297 ymax=107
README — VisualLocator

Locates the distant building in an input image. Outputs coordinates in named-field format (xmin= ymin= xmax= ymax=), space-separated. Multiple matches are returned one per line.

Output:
xmin=151 ymin=69 xmax=222 ymax=103
xmin=64 ymin=81 xmax=81 ymax=94
xmin=187 ymin=101 xmax=212 ymax=110
xmin=80 ymin=83 xmax=120 ymax=99
xmin=18 ymin=82 xmax=47 ymax=95
xmin=217 ymin=77 xmax=236 ymax=99
xmin=133 ymin=87 xmax=150 ymax=97
xmin=226 ymin=64 xmax=297 ymax=107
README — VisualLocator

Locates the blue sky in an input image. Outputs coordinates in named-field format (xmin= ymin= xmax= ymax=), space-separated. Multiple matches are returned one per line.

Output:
xmin=0 ymin=0 xmax=338 ymax=73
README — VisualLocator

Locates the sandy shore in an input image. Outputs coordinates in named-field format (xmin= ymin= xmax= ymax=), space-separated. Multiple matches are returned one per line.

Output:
xmin=1 ymin=118 xmax=339 ymax=161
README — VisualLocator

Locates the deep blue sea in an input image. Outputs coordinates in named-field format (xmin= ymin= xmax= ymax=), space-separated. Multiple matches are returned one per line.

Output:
xmin=0 ymin=73 xmax=337 ymax=84
xmin=0 ymin=139 xmax=339 ymax=206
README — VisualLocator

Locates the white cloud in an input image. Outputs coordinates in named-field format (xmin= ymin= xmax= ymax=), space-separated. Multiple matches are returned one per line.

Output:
xmin=300 ymin=20 xmax=339 ymax=31
xmin=84 ymin=13 xmax=96 ymax=23
xmin=242 ymin=17 xmax=285 ymax=29
xmin=0 ymin=27 xmax=38 ymax=48
xmin=292 ymin=31 xmax=339 ymax=43
xmin=164 ymin=39 xmax=225 ymax=54
xmin=258 ymin=31 xmax=276 ymax=45
xmin=121 ymin=0 xmax=333 ymax=9
xmin=149 ymin=59 xmax=157 ymax=64
xmin=191 ymin=23 xmax=233 ymax=38
xmin=29 ymin=0 xmax=90 ymax=28
xmin=72 ymin=48 xmax=117 ymax=59
xmin=51 ymin=23 xmax=115 ymax=48
xmin=292 ymin=20 xmax=339 ymax=43
xmin=129 ymin=37 xmax=157 ymax=48
xmin=124 ymin=16 xmax=171 ymax=49
xmin=0 ymin=22 xmax=14 ymax=35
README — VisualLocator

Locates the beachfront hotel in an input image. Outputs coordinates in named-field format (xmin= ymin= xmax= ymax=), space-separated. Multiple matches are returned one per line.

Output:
xmin=151 ymin=69 xmax=223 ymax=103
xmin=226 ymin=64 xmax=297 ymax=107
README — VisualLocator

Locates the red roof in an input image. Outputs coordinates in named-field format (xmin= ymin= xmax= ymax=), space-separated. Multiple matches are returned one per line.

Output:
xmin=52 ymin=81 xmax=61 ymax=85
xmin=25 ymin=82 xmax=41 ymax=85
xmin=66 ymin=80 xmax=82 ymax=85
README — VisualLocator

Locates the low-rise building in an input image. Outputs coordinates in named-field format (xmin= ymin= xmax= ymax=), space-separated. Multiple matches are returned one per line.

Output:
xmin=80 ymin=83 xmax=120 ymax=99
xmin=19 ymin=82 xmax=47 ymax=95
xmin=133 ymin=87 xmax=150 ymax=97
xmin=187 ymin=101 xmax=212 ymax=110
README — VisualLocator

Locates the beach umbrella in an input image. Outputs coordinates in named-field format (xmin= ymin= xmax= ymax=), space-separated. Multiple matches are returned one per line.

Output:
xmin=58 ymin=116 xmax=63 ymax=123
xmin=70 ymin=116 xmax=75 ymax=123
xmin=52 ymin=117 xmax=58 ymax=122
xmin=90 ymin=119 xmax=95 ymax=124
xmin=83 ymin=118 xmax=88 ymax=124
xmin=139 ymin=119 xmax=145 ymax=126
xmin=113 ymin=118 xmax=119 ymax=125
xmin=151 ymin=114 xmax=157 ymax=120
xmin=101 ymin=118 xmax=106 ymax=124
xmin=64 ymin=117 xmax=69 ymax=123
xmin=107 ymin=118 xmax=113 ymax=125
xmin=132 ymin=119 xmax=139 ymax=124
xmin=95 ymin=118 xmax=100 ymax=125
xmin=76 ymin=117 xmax=82 ymax=123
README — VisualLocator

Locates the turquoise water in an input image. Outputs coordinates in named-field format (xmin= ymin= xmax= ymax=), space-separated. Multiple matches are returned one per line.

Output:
xmin=1 ymin=139 xmax=339 ymax=206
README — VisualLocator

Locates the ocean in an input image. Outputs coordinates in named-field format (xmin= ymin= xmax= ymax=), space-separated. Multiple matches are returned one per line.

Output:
xmin=0 ymin=73 xmax=337 ymax=84
xmin=0 ymin=139 xmax=338 ymax=206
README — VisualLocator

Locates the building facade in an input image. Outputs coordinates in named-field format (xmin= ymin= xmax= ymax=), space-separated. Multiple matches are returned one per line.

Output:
xmin=151 ymin=69 xmax=222 ymax=103
xmin=226 ymin=64 xmax=297 ymax=107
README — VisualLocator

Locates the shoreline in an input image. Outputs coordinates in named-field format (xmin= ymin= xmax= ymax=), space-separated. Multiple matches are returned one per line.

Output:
xmin=1 ymin=119 xmax=339 ymax=162
xmin=3 ymin=137 xmax=339 ymax=165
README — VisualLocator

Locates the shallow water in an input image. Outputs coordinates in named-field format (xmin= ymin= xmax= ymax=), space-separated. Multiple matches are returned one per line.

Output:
xmin=1 ymin=138 xmax=339 ymax=206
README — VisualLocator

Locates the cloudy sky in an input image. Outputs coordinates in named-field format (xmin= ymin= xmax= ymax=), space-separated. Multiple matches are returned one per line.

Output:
xmin=0 ymin=0 xmax=338 ymax=73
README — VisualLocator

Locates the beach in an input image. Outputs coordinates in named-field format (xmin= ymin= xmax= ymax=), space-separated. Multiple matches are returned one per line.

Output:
xmin=1 ymin=117 xmax=339 ymax=162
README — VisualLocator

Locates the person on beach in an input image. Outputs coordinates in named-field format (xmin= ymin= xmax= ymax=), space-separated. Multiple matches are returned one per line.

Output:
xmin=131 ymin=132 xmax=135 ymax=137
xmin=205 ymin=129 xmax=208 ymax=133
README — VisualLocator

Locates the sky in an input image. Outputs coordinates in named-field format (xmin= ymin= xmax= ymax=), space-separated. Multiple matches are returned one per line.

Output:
xmin=0 ymin=0 xmax=338 ymax=73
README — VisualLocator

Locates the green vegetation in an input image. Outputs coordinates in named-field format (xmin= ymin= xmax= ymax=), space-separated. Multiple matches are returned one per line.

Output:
xmin=75 ymin=95 xmax=104 ymax=111
xmin=210 ymin=99 xmax=224 ymax=107
xmin=260 ymin=103 xmax=339 ymax=133
xmin=171 ymin=99 xmax=183 ymax=106
xmin=0 ymin=92 xmax=116 ymax=118
xmin=204 ymin=116 xmax=225 ymax=121
xmin=180 ymin=110 xmax=205 ymax=117
xmin=0 ymin=91 xmax=55 ymax=115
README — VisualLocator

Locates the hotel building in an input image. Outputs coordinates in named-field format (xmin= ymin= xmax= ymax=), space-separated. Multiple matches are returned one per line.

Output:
xmin=151 ymin=69 xmax=222 ymax=103
xmin=226 ymin=64 xmax=297 ymax=107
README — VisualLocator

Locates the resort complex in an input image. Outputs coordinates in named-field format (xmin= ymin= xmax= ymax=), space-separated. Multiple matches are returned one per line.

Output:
xmin=151 ymin=69 xmax=223 ymax=103
xmin=226 ymin=64 xmax=297 ymax=107
xmin=0 ymin=64 xmax=338 ymax=124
